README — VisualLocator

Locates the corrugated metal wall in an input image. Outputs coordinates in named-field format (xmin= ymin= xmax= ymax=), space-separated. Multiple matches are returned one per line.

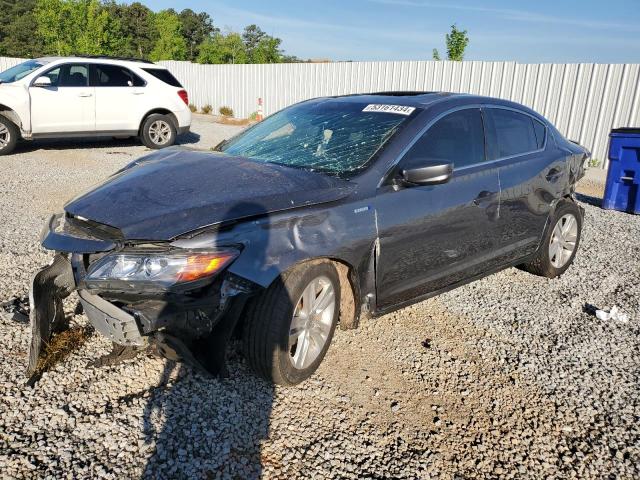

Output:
xmin=160 ymin=60 xmax=640 ymax=167
xmin=0 ymin=56 xmax=25 ymax=71
xmin=1 ymin=56 xmax=638 ymax=167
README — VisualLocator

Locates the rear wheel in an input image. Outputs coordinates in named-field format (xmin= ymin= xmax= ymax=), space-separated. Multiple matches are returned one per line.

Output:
xmin=242 ymin=261 xmax=340 ymax=386
xmin=140 ymin=114 xmax=177 ymax=149
xmin=520 ymin=200 xmax=582 ymax=278
xmin=0 ymin=115 xmax=19 ymax=155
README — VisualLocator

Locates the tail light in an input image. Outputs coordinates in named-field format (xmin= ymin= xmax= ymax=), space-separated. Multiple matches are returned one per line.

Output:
xmin=178 ymin=90 xmax=189 ymax=106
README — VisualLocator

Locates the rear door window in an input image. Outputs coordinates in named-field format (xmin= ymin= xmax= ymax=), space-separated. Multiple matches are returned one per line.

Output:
xmin=532 ymin=118 xmax=546 ymax=149
xmin=142 ymin=68 xmax=183 ymax=88
xmin=93 ymin=64 xmax=145 ymax=87
xmin=402 ymin=108 xmax=485 ymax=170
xmin=485 ymin=108 xmax=539 ymax=159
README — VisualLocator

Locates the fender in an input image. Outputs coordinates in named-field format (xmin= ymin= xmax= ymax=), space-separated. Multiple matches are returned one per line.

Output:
xmin=0 ymin=83 xmax=31 ymax=135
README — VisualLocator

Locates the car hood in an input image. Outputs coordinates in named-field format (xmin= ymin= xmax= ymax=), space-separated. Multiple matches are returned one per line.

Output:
xmin=64 ymin=148 xmax=355 ymax=241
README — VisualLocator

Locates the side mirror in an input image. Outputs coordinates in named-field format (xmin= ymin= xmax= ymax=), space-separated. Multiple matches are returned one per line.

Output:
xmin=33 ymin=76 xmax=52 ymax=87
xmin=400 ymin=161 xmax=453 ymax=186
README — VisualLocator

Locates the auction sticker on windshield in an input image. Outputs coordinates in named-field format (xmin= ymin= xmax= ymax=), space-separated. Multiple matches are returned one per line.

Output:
xmin=362 ymin=104 xmax=416 ymax=116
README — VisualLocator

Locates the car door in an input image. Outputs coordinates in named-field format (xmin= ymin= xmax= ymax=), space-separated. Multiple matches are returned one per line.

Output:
xmin=30 ymin=63 xmax=95 ymax=134
xmin=483 ymin=106 xmax=559 ymax=262
xmin=92 ymin=64 xmax=147 ymax=132
xmin=374 ymin=107 xmax=501 ymax=309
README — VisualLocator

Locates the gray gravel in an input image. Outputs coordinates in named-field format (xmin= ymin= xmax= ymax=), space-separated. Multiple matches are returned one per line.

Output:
xmin=0 ymin=121 xmax=638 ymax=479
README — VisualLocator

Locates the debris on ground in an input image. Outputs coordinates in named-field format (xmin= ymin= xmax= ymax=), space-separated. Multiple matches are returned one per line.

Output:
xmin=0 ymin=295 xmax=29 ymax=323
xmin=595 ymin=305 xmax=630 ymax=323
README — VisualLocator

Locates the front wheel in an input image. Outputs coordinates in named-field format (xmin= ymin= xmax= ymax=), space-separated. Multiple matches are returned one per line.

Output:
xmin=0 ymin=115 xmax=19 ymax=155
xmin=520 ymin=200 xmax=582 ymax=278
xmin=242 ymin=261 xmax=340 ymax=386
xmin=140 ymin=114 xmax=177 ymax=149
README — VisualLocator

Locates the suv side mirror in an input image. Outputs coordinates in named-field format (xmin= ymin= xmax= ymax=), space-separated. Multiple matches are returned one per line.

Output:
xmin=400 ymin=160 xmax=453 ymax=186
xmin=33 ymin=76 xmax=52 ymax=87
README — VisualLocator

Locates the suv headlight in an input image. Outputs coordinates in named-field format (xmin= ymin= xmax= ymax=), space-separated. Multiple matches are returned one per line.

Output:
xmin=85 ymin=249 xmax=238 ymax=289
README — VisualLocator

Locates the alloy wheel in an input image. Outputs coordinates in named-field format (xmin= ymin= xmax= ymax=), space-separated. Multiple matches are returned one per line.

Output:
xmin=148 ymin=120 xmax=172 ymax=146
xmin=289 ymin=275 xmax=336 ymax=370
xmin=0 ymin=123 xmax=10 ymax=149
xmin=549 ymin=213 xmax=578 ymax=268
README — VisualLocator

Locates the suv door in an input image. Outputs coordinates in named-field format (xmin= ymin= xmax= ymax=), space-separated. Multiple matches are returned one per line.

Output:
xmin=374 ymin=107 xmax=501 ymax=309
xmin=483 ymin=107 xmax=558 ymax=262
xmin=91 ymin=64 xmax=147 ymax=132
xmin=30 ymin=63 xmax=95 ymax=134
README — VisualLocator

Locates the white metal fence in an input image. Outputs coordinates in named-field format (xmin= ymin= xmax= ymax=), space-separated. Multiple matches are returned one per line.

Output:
xmin=1 ymin=56 xmax=639 ymax=167
xmin=160 ymin=60 xmax=640 ymax=168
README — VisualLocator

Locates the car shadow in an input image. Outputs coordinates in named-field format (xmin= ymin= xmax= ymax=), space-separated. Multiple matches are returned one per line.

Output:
xmin=12 ymin=131 xmax=201 ymax=153
xmin=140 ymin=201 xmax=279 ymax=479
xmin=575 ymin=192 xmax=602 ymax=208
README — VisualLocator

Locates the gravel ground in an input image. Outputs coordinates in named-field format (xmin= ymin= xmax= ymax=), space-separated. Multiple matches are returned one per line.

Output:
xmin=0 ymin=119 xmax=638 ymax=479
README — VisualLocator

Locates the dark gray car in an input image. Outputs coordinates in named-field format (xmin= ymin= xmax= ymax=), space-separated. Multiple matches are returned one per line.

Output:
xmin=29 ymin=92 xmax=589 ymax=385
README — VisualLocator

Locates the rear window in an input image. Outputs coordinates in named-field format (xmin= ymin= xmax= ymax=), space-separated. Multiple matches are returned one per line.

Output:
xmin=142 ymin=68 xmax=182 ymax=88
xmin=532 ymin=118 xmax=546 ymax=149
xmin=486 ymin=108 xmax=538 ymax=159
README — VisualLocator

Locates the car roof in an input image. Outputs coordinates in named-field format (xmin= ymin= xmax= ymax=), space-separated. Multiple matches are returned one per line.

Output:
xmin=320 ymin=92 xmax=544 ymax=119
xmin=35 ymin=56 xmax=166 ymax=69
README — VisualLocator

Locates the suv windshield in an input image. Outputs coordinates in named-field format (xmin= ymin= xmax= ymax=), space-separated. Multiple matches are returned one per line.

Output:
xmin=220 ymin=100 xmax=415 ymax=176
xmin=0 ymin=60 xmax=46 ymax=83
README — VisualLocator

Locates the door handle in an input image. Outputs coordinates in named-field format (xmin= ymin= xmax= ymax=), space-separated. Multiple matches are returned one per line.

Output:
xmin=546 ymin=168 xmax=562 ymax=182
xmin=132 ymin=91 xmax=144 ymax=95
xmin=473 ymin=190 xmax=497 ymax=206
xmin=78 ymin=92 xmax=93 ymax=97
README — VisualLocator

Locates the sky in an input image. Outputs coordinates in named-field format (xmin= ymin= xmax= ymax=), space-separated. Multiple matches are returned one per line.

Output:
xmin=143 ymin=0 xmax=640 ymax=63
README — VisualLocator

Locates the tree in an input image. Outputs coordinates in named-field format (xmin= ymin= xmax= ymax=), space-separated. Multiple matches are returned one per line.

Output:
xmin=179 ymin=9 xmax=217 ymax=61
xmin=104 ymin=1 xmax=156 ymax=58
xmin=150 ymin=9 xmax=187 ymax=61
xmin=197 ymin=32 xmax=247 ymax=64
xmin=242 ymin=24 xmax=283 ymax=63
xmin=432 ymin=48 xmax=440 ymax=61
xmin=0 ymin=0 xmax=45 ymax=57
xmin=445 ymin=24 xmax=469 ymax=61
xmin=35 ymin=0 xmax=123 ymax=56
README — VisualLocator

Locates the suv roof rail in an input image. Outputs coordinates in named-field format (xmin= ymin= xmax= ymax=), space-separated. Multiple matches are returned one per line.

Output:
xmin=70 ymin=55 xmax=156 ymax=64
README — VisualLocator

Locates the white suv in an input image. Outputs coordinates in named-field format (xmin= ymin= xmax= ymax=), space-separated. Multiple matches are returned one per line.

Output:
xmin=0 ymin=56 xmax=192 ymax=155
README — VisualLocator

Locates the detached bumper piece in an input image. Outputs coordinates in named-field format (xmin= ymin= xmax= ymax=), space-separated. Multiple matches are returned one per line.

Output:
xmin=78 ymin=290 xmax=144 ymax=346
xmin=28 ymin=254 xmax=76 ymax=375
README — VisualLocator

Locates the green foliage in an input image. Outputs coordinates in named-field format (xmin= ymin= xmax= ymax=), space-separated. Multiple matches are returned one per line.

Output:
xmin=188 ymin=103 xmax=197 ymax=112
xmin=445 ymin=24 xmax=469 ymax=61
xmin=432 ymin=48 xmax=440 ymax=61
xmin=588 ymin=157 xmax=601 ymax=168
xmin=219 ymin=105 xmax=233 ymax=117
xmin=0 ymin=1 xmax=297 ymax=63
xmin=248 ymin=111 xmax=258 ymax=121
xmin=150 ymin=10 xmax=187 ymax=61
xmin=179 ymin=9 xmax=217 ymax=61
xmin=35 ymin=0 xmax=124 ymax=56
xmin=197 ymin=33 xmax=247 ymax=64
xmin=0 ymin=0 xmax=45 ymax=57
xmin=201 ymin=104 xmax=212 ymax=114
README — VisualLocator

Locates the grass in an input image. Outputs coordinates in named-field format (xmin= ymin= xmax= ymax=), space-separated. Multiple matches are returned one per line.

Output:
xmin=34 ymin=325 xmax=93 ymax=375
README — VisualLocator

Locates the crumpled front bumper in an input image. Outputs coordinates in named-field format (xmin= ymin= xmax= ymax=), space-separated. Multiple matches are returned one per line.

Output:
xmin=29 ymin=215 xmax=258 ymax=378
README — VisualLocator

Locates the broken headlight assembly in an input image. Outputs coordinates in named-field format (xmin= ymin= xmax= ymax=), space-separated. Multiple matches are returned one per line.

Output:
xmin=84 ymin=249 xmax=239 ymax=291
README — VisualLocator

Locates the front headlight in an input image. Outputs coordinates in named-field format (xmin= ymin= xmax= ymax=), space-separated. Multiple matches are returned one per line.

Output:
xmin=85 ymin=249 xmax=238 ymax=289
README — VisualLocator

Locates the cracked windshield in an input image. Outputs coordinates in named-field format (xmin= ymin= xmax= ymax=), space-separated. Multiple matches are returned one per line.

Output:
xmin=220 ymin=101 xmax=415 ymax=175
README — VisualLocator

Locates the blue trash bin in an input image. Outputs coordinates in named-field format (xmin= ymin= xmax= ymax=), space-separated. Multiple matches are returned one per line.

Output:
xmin=603 ymin=128 xmax=640 ymax=214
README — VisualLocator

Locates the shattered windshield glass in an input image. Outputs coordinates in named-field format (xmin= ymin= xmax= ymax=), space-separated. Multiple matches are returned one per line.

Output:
xmin=220 ymin=100 xmax=416 ymax=176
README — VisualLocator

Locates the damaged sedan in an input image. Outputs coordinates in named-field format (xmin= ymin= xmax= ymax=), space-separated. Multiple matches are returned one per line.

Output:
xmin=29 ymin=92 xmax=589 ymax=385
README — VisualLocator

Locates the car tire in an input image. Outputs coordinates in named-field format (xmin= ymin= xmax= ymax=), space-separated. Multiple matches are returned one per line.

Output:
xmin=140 ymin=114 xmax=177 ymax=149
xmin=520 ymin=200 xmax=582 ymax=278
xmin=0 ymin=115 xmax=19 ymax=156
xmin=242 ymin=260 xmax=340 ymax=386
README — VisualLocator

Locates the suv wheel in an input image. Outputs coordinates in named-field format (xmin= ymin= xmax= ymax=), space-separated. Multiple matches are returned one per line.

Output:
xmin=520 ymin=200 xmax=582 ymax=278
xmin=141 ymin=114 xmax=177 ymax=149
xmin=242 ymin=261 xmax=340 ymax=386
xmin=0 ymin=115 xmax=19 ymax=155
